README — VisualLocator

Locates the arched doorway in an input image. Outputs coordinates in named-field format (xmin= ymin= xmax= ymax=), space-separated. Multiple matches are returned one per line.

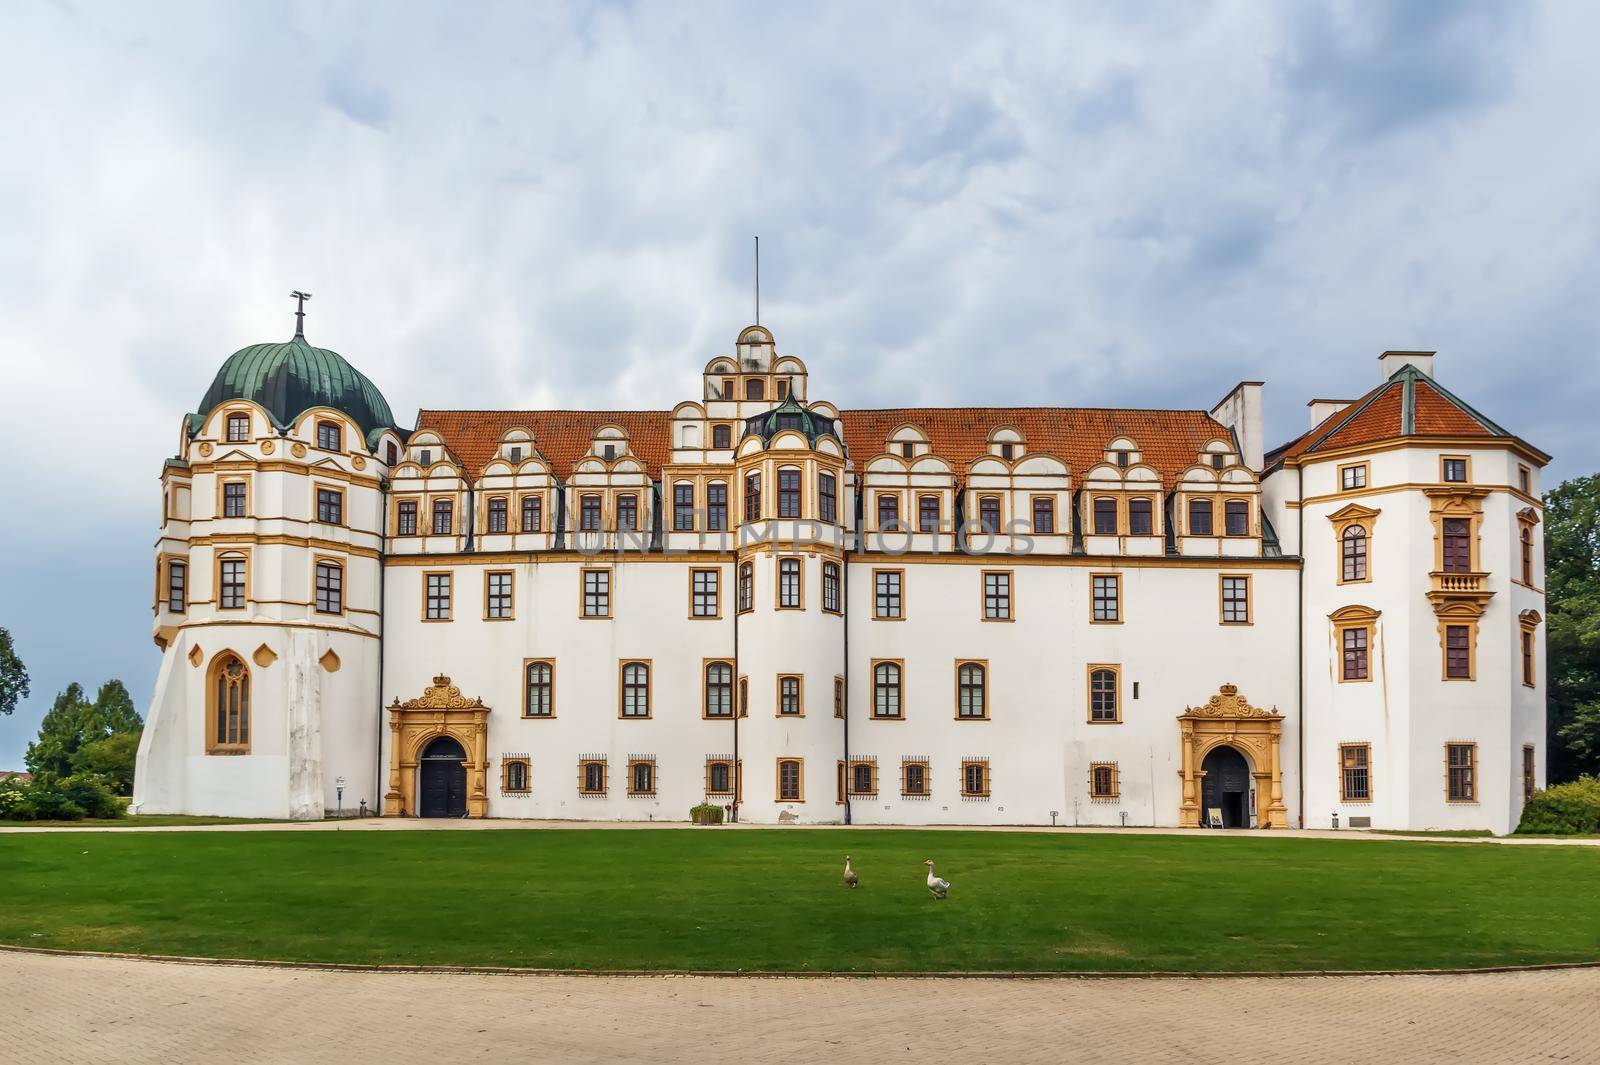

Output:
xmin=1200 ymin=745 xmax=1252 ymax=828
xmin=419 ymin=736 xmax=468 ymax=818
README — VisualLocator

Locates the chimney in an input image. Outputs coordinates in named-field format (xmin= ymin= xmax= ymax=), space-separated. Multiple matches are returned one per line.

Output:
xmin=1307 ymin=399 xmax=1354 ymax=430
xmin=1379 ymin=350 xmax=1435 ymax=381
xmin=1209 ymin=381 xmax=1265 ymax=471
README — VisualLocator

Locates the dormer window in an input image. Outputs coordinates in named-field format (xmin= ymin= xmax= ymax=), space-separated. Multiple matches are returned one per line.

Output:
xmin=900 ymin=442 xmax=915 ymax=459
xmin=317 ymin=421 xmax=342 ymax=452
xmin=603 ymin=444 xmax=616 ymax=461
xmin=776 ymin=412 xmax=802 ymax=432
xmin=226 ymin=413 xmax=250 ymax=442
xmin=1210 ymin=454 xmax=1225 ymax=470
xmin=385 ymin=441 xmax=397 ymax=466
xmin=999 ymin=443 xmax=1015 ymax=461
xmin=1115 ymin=451 xmax=1130 ymax=468
xmin=509 ymin=446 xmax=522 ymax=462
xmin=419 ymin=449 xmax=432 ymax=466
xmin=745 ymin=379 xmax=765 ymax=401
xmin=713 ymin=424 xmax=731 ymax=449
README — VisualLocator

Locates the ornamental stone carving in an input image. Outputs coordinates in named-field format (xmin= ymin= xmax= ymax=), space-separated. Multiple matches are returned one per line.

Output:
xmin=390 ymin=674 xmax=485 ymax=711
xmin=1181 ymin=683 xmax=1280 ymax=720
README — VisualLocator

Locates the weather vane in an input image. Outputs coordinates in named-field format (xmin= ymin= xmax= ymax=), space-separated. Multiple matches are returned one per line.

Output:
xmin=290 ymin=290 xmax=312 ymax=337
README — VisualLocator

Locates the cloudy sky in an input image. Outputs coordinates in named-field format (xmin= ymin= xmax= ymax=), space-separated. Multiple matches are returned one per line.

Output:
xmin=2 ymin=1 xmax=1597 ymax=767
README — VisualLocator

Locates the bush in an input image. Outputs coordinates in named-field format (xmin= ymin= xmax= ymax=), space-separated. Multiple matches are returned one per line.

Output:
xmin=0 ymin=772 xmax=123 ymax=822
xmin=690 ymin=802 xmax=724 ymax=825
xmin=1516 ymin=776 xmax=1600 ymax=835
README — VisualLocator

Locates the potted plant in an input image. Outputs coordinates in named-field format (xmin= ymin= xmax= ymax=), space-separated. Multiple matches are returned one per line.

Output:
xmin=690 ymin=802 xmax=724 ymax=825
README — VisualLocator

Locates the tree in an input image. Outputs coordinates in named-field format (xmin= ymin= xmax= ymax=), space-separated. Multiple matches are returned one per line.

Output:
xmin=1546 ymin=474 xmax=1600 ymax=782
xmin=72 ymin=733 xmax=142 ymax=796
xmin=0 ymin=627 xmax=27 ymax=716
xmin=24 ymin=680 xmax=143 ymax=780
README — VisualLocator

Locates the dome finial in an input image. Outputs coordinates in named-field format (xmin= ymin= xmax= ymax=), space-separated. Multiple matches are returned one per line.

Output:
xmin=290 ymin=290 xmax=313 ymax=338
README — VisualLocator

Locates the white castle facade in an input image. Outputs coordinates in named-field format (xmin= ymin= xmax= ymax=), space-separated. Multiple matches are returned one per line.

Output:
xmin=133 ymin=320 xmax=1549 ymax=834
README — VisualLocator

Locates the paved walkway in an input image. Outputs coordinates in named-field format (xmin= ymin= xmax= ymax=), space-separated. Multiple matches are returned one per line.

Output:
xmin=2 ymin=950 xmax=1595 ymax=1064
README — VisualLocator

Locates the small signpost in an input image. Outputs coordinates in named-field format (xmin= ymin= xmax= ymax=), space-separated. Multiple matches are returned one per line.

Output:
xmin=1206 ymin=807 xmax=1225 ymax=829
xmin=335 ymin=775 xmax=346 ymax=817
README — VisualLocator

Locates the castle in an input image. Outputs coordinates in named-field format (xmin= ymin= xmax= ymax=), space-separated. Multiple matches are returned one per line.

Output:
xmin=133 ymin=313 xmax=1548 ymax=833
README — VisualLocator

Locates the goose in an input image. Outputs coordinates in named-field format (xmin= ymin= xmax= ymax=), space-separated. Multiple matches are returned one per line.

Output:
xmin=923 ymin=859 xmax=951 ymax=899
xmin=843 ymin=855 xmax=859 ymax=889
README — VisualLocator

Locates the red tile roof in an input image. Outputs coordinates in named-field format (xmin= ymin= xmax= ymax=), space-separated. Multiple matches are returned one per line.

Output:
xmin=417 ymin=410 xmax=673 ymax=480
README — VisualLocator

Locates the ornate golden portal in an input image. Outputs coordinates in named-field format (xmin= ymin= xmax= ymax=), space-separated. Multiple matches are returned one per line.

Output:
xmin=384 ymin=675 xmax=491 ymax=818
xmin=1178 ymin=683 xmax=1288 ymax=829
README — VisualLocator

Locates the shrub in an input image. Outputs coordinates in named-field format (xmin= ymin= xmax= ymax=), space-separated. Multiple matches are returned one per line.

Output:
xmin=54 ymin=772 xmax=125 ymax=819
xmin=0 ymin=780 xmax=24 ymax=819
xmin=690 ymin=802 xmax=724 ymax=825
xmin=0 ymin=772 xmax=123 ymax=822
xmin=1516 ymin=775 xmax=1600 ymax=835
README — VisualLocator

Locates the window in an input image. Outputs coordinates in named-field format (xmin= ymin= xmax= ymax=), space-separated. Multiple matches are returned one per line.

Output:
xmin=1441 ymin=518 xmax=1471 ymax=573
xmin=777 ymin=758 xmax=802 ymax=801
xmin=1032 ymin=496 xmax=1054 ymax=534
xmin=1114 ymin=450 xmax=1130 ymax=468
xmin=744 ymin=473 xmax=761 ymax=521
xmin=508 ymin=446 xmax=522 ymax=463
xmin=918 ymin=495 xmax=941 ymax=533
xmin=674 ymin=483 xmax=695 ymax=530
xmin=901 ymin=760 xmax=928 ymax=797
xmin=1340 ymin=745 xmax=1371 ymax=802
xmin=1091 ymin=574 xmax=1120 ymax=623
xmin=628 ymin=759 xmax=656 ymax=796
xmin=1089 ymin=667 xmax=1119 ymax=722
xmin=1090 ymin=763 xmax=1119 ymax=800
xmin=999 ymin=442 xmax=1015 ymax=461
xmin=209 ymin=654 xmax=249 ymax=752
xmin=778 ymin=675 xmax=803 ymax=716
xmin=1520 ymin=524 xmax=1534 ymax=585
xmin=822 ymin=561 xmax=841 ymax=613
xmin=582 ymin=568 xmax=610 ymax=617
xmin=983 ymin=571 xmax=1011 ymax=621
xmin=819 ymin=472 xmax=837 ymax=524
xmin=504 ymin=759 xmax=530 ymax=794
xmin=1518 ymin=466 xmax=1531 ymax=495
xmin=315 ymin=560 xmax=343 ymax=614
xmin=691 ymin=569 xmax=719 ymax=617
xmin=961 ymin=760 xmax=990 ymax=798
xmin=397 ymin=499 xmax=418 ymax=536
xmin=1341 ymin=625 xmax=1369 ymax=681
xmin=521 ymin=495 xmax=542 ymax=532
xmin=739 ymin=676 xmax=748 ymax=717
xmin=1523 ymin=746 xmax=1536 ymax=802
xmin=1224 ymin=499 xmax=1249 ymax=536
xmin=316 ymin=487 xmax=342 ymax=525
xmin=876 ymin=493 xmax=899 ymax=530
xmin=746 ymin=379 xmax=765 ymax=401
xmin=219 ymin=556 xmax=246 ymax=609
xmin=602 ymin=444 xmax=616 ymax=462
xmin=778 ymin=557 xmax=802 ymax=608
xmin=223 ymin=481 xmax=247 ymax=518
xmin=1220 ymin=576 xmax=1250 ymax=624
xmin=419 ymin=448 xmax=432 ymax=466
xmin=580 ymin=494 xmax=602 ymax=531
xmin=704 ymin=661 xmax=733 ymax=718
xmin=1442 ymin=456 xmax=1469 ymax=483
xmin=580 ymin=760 xmax=607 ymax=796
xmin=776 ymin=413 xmax=803 ymax=433
xmin=738 ymin=561 xmax=753 ymax=613
xmin=834 ymin=676 xmax=845 ymax=719
xmin=615 ymin=494 xmax=638 ymax=532
xmin=873 ymin=661 xmax=902 ymax=719
xmin=1188 ymin=498 xmax=1213 ymax=535
xmin=620 ymin=661 xmax=651 ymax=717
xmin=1210 ymin=454 xmax=1225 ymax=470
xmin=707 ymin=482 xmax=728 ymax=530
xmin=425 ymin=572 xmax=451 ymax=620
xmin=900 ymin=441 xmax=916 ymax=459
xmin=316 ymin=421 xmax=342 ymax=451
xmin=385 ymin=441 xmax=397 ymax=466
xmin=777 ymin=468 xmax=801 ymax=518
xmin=226 ymin=412 xmax=250 ymax=441
xmin=873 ymin=569 xmax=902 ymax=619
xmin=524 ymin=661 xmax=553 ymax=717
xmin=956 ymin=662 xmax=987 ymax=719
xmin=432 ymin=498 xmax=453 ymax=535
xmin=978 ymin=496 xmax=1001 ymax=534
xmin=487 ymin=497 xmax=508 ymax=533
xmin=1341 ymin=526 xmax=1368 ymax=582
xmin=486 ymin=571 xmax=513 ymax=619
xmin=1128 ymin=498 xmax=1153 ymax=536
xmin=850 ymin=761 xmax=876 ymax=797
xmin=1092 ymin=497 xmax=1117 ymax=535
xmin=721 ymin=377 xmax=734 ymax=400
xmin=1521 ymin=628 xmax=1536 ymax=687
xmin=165 ymin=560 xmax=186 ymax=612
xmin=707 ymin=759 xmax=734 ymax=796
xmin=712 ymin=424 xmax=732 ymax=450
xmin=1445 ymin=625 xmax=1472 ymax=679
xmin=1446 ymin=743 xmax=1476 ymax=802
xmin=1340 ymin=464 xmax=1368 ymax=491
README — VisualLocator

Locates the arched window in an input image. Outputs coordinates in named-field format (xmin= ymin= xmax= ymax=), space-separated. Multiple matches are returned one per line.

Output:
xmin=1092 ymin=497 xmax=1118 ymax=535
xmin=777 ymin=758 xmax=802 ymax=801
xmin=978 ymin=496 xmax=1001 ymax=534
xmin=707 ymin=482 xmax=728 ymax=530
xmin=1224 ymin=499 xmax=1250 ymax=537
xmin=778 ymin=557 xmax=802 ymax=608
xmin=957 ymin=662 xmax=987 ymax=719
xmin=705 ymin=661 xmax=733 ymax=718
xmin=1341 ymin=525 xmax=1368 ymax=582
xmin=218 ymin=554 xmax=247 ymax=609
xmin=1128 ymin=497 xmax=1154 ymax=536
xmin=873 ymin=661 xmax=902 ymax=719
xmin=712 ymin=424 xmax=732 ymax=450
xmin=1188 ymin=498 xmax=1213 ymax=536
xmin=1089 ymin=668 xmax=1119 ymax=722
xmin=209 ymin=653 xmax=250 ymax=753
xmin=316 ymin=420 xmax=342 ymax=452
xmin=777 ymin=467 xmax=802 ymax=517
xmin=525 ymin=661 xmax=553 ymax=717
xmin=738 ymin=561 xmax=753 ymax=613
xmin=226 ymin=412 xmax=250 ymax=442
xmin=818 ymin=472 xmax=837 ymax=524
xmin=877 ymin=493 xmax=900 ymax=530
xmin=620 ymin=662 xmax=650 ymax=717
xmin=314 ymin=560 xmax=343 ymax=614
xmin=1520 ymin=524 xmax=1535 ymax=584
xmin=744 ymin=472 xmax=761 ymax=521
xmin=1442 ymin=518 xmax=1471 ymax=573
xmin=506 ymin=760 xmax=529 ymax=792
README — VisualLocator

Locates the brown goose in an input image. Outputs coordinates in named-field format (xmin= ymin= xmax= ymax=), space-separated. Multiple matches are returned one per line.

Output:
xmin=843 ymin=855 xmax=859 ymax=889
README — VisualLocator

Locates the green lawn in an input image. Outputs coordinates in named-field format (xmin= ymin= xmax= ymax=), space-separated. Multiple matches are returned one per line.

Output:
xmin=0 ymin=815 xmax=290 ymax=829
xmin=2 ymin=829 xmax=1596 ymax=973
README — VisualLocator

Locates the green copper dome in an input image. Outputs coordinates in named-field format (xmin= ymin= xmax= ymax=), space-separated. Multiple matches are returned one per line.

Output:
xmin=742 ymin=394 xmax=839 ymax=448
xmin=195 ymin=334 xmax=398 ymax=444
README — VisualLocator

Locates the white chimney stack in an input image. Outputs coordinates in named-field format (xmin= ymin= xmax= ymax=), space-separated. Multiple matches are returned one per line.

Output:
xmin=1307 ymin=399 xmax=1354 ymax=430
xmin=1209 ymin=381 xmax=1265 ymax=471
xmin=1378 ymin=350 xmax=1435 ymax=380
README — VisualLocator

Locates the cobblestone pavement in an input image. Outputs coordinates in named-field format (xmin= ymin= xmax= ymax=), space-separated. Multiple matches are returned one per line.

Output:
xmin=3 ymin=950 xmax=1597 ymax=1065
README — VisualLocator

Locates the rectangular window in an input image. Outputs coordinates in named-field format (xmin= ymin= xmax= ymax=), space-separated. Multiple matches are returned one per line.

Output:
xmin=620 ymin=661 xmax=651 ymax=718
xmin=1188 ymin=498 xmax=1213 ymax=536
xmin=873 ymin=569 xmax=902 ymax=619
xmin=1447 ymin=743 xmax=1476 ymax=802
xmin=1092 ymin=497 xmax=1117 ymax=535
xmin=778 ymin=557 xmax=802 ymax=609
xmin=503 ymin=759 xmax=530 ymax=794
xmin=744 ymin=473 xmax=761 ymax=521
xmin=778 ymin=675 xmax=803 ymax=717
xmin=918 ymin=494 xmax=941 ymax=533
xmin=316 ymin=421 xmax=342 ymax=451
xmin=615 ymin=494 xmax=638 ymax=532
xmin=956 ymin=661 xmax=987 ymax=719
xmin=1128 ymin=497 xmax=1153 ymax=536
xmin=524 ymin=660 xmax=554 ymax=718
xmin=315 ymin=561 xmax=343 ymax=613
xmin=1091 ymin=574 xmax=1120 ymax=623
xmin=485 ymin=571 xmax=513 ymax=619
xmin=521 ymin=495 xmax=542 ymax=532
xmin=219 ymin=558 xmax=246 ymax=609
xmin=848 ymin=760 xmax=877 ymax=797
xmin=983 ymin=571 xmax=1011 ymax=621
xmin=901 ymin=760 xmax=928 ymax=797
xmin=397 ymin=499 xmax=418 ymax=536
xmin=777 ymin=758 xmax=802 ymax=802
xmin=1518 ymin=466 xmax=1531 ymax=495
xmin=961 ymin=760 xmax=990 ymax=798
xmin=1341 ymin=626 xmax=1369 ymax=681
xmin=1521 ymin=628 xmax=1536 ymax=686
xmin=707 ymin=482 xmax=728 ymax=530
xmin=582 ymin=568 xmax=611 ymax=618
xmin=1442 ymin=456 xmax=1469 ymax=483
xmin=1031 ymin=496 xmax=1054 ymax=534
xmin=165 ymin=560 xmax=187 ymax=612
xmin=1221 ymin=576 xmax=1250 ymax=624
xmin=580 ymin=494 xmax=602 ymax=531
xmin=707 ymin=759 xmax=734 ymax=796
xmin=691 ymin=568 xmax=719 ymax=617
xmin=1088 ymin=666 xmax=1119 ymax=723
xmin=628 ymin=759 xmax=656 ymax=797
xmin=738 ymin=562 xmax=753 ymax=613
xmin=222 ymin=481 xmax=247 ymax=518
xmin=316 ymin=487 xmax=342 ymax=525
xmin=674 ymin=482 xmax=695 ymax=531
xmin=425 ymin=572 xmax=451 ymax=620
xmin=834 ymin=676 xmax=845 ymax=719
xmin=1445 ymin=624 xmax=1472 ymax=678
xmin=1523 ymin=746 xmax=1536 ymax=802
xmin=822 ymin=561 xmax=841 ymax=614
xmin=778 ymin=469 xmax=801 ymax=518
xmin=432 ymin=498 xmax=453 ymax=535
xmin=1090 ymin=763 xmax=1119 ymax=799
xmin=579 ymin=760 xmax=607 ymax=796
xmin=872 ymin=660 xmax=902 ymax=719
xmin=419 ymin=449 xmax=431 ymax=466
xmin=1340 ymin=745 xmax=1371 ymax=802
xmin=877 ymin=493 xmax=899 ymax=530
xmin=1441 ymin=518 xmax=1472 ymax=573
xmin=1340 ymin=463 xmax=1368 ymax=491
xmin=978 ymin=496 xmax=1000 ymax=534
xmin=487 ymin=496 xmax=508 ymax=533
xmin=900 ymin=441 xmax=916 ymax=459
xmin=226 ymin=413 xmax=250 ymax=442
xmin=1224 ymin=499 xmax=1250 ymax=537
xmin=704 ymin=661 xmax=733 ymax=718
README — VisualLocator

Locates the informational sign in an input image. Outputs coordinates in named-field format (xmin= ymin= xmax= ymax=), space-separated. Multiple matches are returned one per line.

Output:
xmin=1206 ymin=807 xmax=1225 ymax=828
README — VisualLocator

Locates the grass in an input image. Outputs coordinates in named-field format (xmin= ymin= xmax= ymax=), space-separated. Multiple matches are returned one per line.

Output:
xmin=1369 ymin=828 xmax=1496 ymax=838
xmin=0 ymin=815 xmax=290 ymax=829
xmin=1 ymin=828 xmax=1597 ymax=973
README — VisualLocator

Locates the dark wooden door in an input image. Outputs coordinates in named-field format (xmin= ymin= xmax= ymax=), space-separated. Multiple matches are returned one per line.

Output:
xmin=419 ymin=736 xmax=468 ymax=818
xmin=1201 ymin=746 xmax=1251 ymax=828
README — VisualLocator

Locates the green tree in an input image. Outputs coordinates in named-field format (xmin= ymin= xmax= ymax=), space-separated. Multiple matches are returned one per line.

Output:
xmin=71 ymin=733 xmax=142 ymax=796
xmin=0 ymin=627 xmax=27 ymax=716
xmin=24 ymin=680 xmax=143 ymax=780
xmin=1546 ymin=474 xmax=1600 ymax=782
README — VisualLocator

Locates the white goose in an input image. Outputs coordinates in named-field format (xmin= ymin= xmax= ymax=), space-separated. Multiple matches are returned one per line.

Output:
xmin=843 ymin=855 xmax=859 ymax=889
xmin=923 ymin=859 xmax=951 ymax=899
